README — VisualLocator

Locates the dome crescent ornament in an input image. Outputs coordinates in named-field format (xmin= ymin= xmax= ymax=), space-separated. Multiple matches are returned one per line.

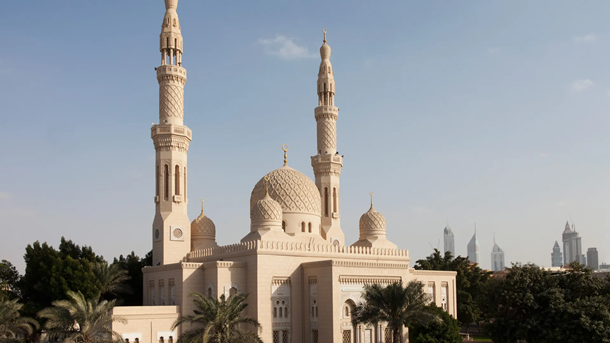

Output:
xmin=282 ymin=144 xmax=289 ymax=166
xmin=323 ymin=28 xmax=327 ymax=43
xmin=370 ymin=192 xmax=374 ymax=208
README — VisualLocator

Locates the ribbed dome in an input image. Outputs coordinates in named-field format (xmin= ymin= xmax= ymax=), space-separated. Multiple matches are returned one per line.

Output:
xmin=250 ymin=166 xmax=321 ymax=216
xmin=252 ymin=193 xmax=283 ymax=221
xmin=191 ymin=210 xmax=215 ymax=237
xmin=359 ymin=205 xmax=386 ymax=238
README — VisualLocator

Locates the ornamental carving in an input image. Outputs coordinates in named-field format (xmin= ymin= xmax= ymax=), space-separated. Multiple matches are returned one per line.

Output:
xmin=159 ymin=85 xmax=184 ymax=119
xmin=359 ymin=207 xmax=386 ymax=237
xmin=250 ymin=167 xmax=321 ymax=215
xmin=317 ymin=120 xmax=336 ymax=151
xmin=251 ymin=196 xmax=283 ymax=221
xmin=153 ymin=136 xmax=190 ymax=152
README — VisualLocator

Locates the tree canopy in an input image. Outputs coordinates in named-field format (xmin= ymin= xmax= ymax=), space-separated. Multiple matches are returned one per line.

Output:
xmin=480 ymin=262 xmax=610 ymax=343
xmin=409 ymin=303 xmax=462 ymax=343
xmin=19 ymin=238 xmax=104 ymax=317
xmin=414 ymin=249 xmax=490 ymax=326
xmin=0 ymin=261 xmax=21 ymax=301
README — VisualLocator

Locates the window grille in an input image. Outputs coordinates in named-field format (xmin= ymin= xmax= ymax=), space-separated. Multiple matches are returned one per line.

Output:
xmin=282 ymin=330 xmax=289 ymax=343
xmin=342 ymin=330 xmax=351 ymax=343
xmin=384 ymin=328 xmax=392 ymax=343
xmin=312 ymin=330 xmax=319 ymax=343
xmin=273 ymin=331 xmax=280 ymax=343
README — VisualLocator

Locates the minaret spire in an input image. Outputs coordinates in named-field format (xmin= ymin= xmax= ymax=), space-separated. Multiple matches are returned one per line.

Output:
xmin=151 ymin=0 xmax=192 ymax=266
xmin=311 ymin=29 xmax=345 ymax=245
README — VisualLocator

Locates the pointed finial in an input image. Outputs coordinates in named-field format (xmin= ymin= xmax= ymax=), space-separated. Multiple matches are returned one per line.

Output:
xmin=474 ymin=222 xmax=477 ymax=234
xmin=264 ymin=176 xmax=270 ymax=196
xmin=200 ymin=198 xmax=205 ymax=214
xmin=282 ymin=144 xmax=289 ymax=166
xmin=369 ymin=192 xmax=374 ymax=209
xmin=323 ymin=28 xmax=327 ymax=43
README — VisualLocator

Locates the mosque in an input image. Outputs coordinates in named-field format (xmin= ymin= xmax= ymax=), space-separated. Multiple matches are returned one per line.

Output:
xmin=112 ymin=1 xmax=457 ymax=342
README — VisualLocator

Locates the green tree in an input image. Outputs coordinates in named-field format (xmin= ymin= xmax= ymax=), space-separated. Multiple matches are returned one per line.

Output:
xmin=19 ymin=238 xmax=104 ymax=317
xmin=480 ymin=262 xmax=610 ymax=343
xmin=38 ymin=291 xmax=125 ymax=343
xmin=0 ymin=261 xmax=21 ymax=301
xmin=414 ymin=249 xmax=490 ymax=328
xmin=352 ymin=281 xmax=439 ymax=343
xmin=409 ymin=303 xmax=462 ymax=343
xmin=0 ymin=299 xmax=39 ymax=342
xmin=172 ymin=292 xmax=262 ymax=343
xmin=112 ymin=251 xmax=152 ymax=306
xmin=92 ymin=262 xmax=131 ymax=300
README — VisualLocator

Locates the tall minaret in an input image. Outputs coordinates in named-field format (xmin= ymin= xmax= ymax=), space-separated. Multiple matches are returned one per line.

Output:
xmin=151 ymin=0 xmax=191 ymax=266
xmin=311 ymin=29 xmax=345 ymax=245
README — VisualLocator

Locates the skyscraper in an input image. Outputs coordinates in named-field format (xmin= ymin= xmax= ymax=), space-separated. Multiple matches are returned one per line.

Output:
xmin=444 ymin=225 xmax=455 ymax=257
xmin=467 ymin=228 xmax=479 ymax=264
xmin=491 ymin=240 xmax=505 ymax=272
xmin=551 ymin=241 xmax=563 ymax=267
xmin=562 ymin=221 xmax=583 ymax=265
xmin=587 ymin=247 xmax=599 ymax=270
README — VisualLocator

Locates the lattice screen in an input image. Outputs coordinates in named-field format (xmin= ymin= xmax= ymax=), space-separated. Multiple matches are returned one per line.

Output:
xmin=385 ymin=328 xmax=392 ymax=343
xmin=342 ymin=330 xmax=352 ymax=343
xmin=312 ymin=330 xmax=319 ymax=343
xmin=273 ymin=331 xmax=279 ymax=343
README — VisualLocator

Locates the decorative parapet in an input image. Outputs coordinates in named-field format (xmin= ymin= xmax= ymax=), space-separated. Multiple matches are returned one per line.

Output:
xmin=409 ymin=269 xmax=457 ymax=276
xmin=339 ymin=275 xmax=402 ymax=285
xmin=187 ymin=240 xmax=409 ymax=262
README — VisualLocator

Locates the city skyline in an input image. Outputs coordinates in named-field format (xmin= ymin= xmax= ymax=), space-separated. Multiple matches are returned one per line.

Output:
xmin=1 ymin=1 xmax=609 ymax=272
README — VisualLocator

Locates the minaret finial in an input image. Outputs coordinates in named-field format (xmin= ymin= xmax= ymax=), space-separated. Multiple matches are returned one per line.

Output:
xmin=200 ymin=198 xmax=205 ymax=214
xmin=264 ymin=176 xmax=270 ymax=196
xmin=323 ymin=28 xmax=327 ymax=43
xmin=282 ymin=144 xmax=289 ymax=166
xmin=369 ymin=192 xmax=374 ymax=209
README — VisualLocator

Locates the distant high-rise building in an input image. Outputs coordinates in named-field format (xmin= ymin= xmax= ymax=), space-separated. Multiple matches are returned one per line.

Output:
xmin=562 ymin=221 xmax=583 ymax=265
xmin=444 ymin=225 xmax=455 ymax=257
xmin=587 ymin=248 xmax=599 ymax=270
xmin=467 ymin=229 xmax=480 ymax=264
xmin=491 ymin=240 xmax=505 ymax=272
xmin=551 ymin=241 xmax=563 ymax=267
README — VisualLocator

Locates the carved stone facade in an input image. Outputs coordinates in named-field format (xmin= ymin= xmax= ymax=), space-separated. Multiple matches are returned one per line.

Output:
xmin=110 ymin=4 xmax=458 ymax=343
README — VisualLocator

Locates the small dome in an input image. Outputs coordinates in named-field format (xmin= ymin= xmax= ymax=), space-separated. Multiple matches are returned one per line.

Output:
xmin=250 ymin=166 xmax=321 ymax=216
xmin=320 ymin=43 xmax=331 ymax=60
xmin=359 ymin=205 xmax=386 ymax=238
xmin=191 ymin=210 xmax=215 ymax=237
xmin=252 ymin=193 xmax=283 ymax=222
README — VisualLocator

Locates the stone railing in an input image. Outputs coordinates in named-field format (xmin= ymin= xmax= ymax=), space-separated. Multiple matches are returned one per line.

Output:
xmin=188 ymin=240 xmax=409 ymax=261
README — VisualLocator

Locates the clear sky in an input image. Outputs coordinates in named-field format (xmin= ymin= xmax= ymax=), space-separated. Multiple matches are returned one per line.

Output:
xmin=1 ymin=1 xmax=609 ymax=272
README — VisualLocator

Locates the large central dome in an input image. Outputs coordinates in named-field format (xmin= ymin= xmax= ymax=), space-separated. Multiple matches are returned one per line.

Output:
xmin=250 ymin=166 xmax=321 ymax=216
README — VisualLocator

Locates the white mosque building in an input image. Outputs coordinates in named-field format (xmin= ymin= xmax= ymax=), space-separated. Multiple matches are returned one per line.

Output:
xmin=112 ymin=1 xmax=457 ymax=343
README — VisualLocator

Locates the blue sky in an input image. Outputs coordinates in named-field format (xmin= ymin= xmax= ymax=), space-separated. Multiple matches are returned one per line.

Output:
xmin=1 ymin=1 xmax=609 ymax=272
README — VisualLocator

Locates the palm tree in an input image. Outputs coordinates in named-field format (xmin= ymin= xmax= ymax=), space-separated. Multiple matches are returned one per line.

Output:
xmin=352 ymin=281 xmax=439 ymax=343
xmin=172 ymin=292 xmax=262 ymax=343
xmin=92 ymin=262 xmax=131 ymax=299
xmin=38 ymin=290 xmax=126 ymax=343
xmin=0 ymin=299 xmax=39 ymax=342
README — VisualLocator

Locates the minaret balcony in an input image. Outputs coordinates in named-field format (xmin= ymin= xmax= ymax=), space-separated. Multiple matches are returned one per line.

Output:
xmin=151 ymin=124 xmax=192 ymax=139
xmin=311 ymin=154 xmax=343 ymax=167
xmin=156 ymin=65 xmax=186 ymax=77
xmin=314 ymin=106 xmax=338 ymax=117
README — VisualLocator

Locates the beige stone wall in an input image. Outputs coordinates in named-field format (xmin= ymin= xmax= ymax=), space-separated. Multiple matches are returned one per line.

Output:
xmin=112 ymin=306 xmax=179 ymax=343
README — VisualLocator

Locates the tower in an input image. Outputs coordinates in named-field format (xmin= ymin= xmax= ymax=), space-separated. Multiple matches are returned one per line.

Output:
xmin=491 ymin=236 xmax=504 ymax=272
xmin=311 ymin=29 xmax=345 ymax=245
xmin=562 ymin=221 xmax=582 ymax=265
xmin=467 ymin=226 xmax=479 ymax=264
xmin=151 ymin=0 xmax=192 ymax=266
xmin=551 ymin=241 xmax=563 ymax=267
xmin=443 ymin=224 xmax=455 ymax=257
xmin=587 ymin=247 xmax=599 ymax=270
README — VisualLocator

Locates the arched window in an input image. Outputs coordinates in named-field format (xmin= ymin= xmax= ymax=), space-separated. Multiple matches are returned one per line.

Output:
xmin=301 ymin=222 xmax=306 ymax=232
xmin=159 ymin=337 xmax=164 ymax=343
xmin=324 ymin=188 xmax=329 ymax=217
xmin=274 ymin=307 xmax=277 ymax=318
xmin=125 ymin=339 xmax=130 ymax=343
xmin=207 ymin=287 xmax=212 ymax=298
xmin=308 ymin=222 xmax=312 ymax=233
xmin=184 ymin=167 xmax=187 ymax=200
xmin=284 ymin=307 xmax=288 ymax=317
xmin=344 ymin=305 xmax=350 ymax=317
xmin=333 ymin=188 xmax=337 ymax=213
xmin=156 ymin=165 xmax=159 ymax=197
xmin=135 ymin=339 xmax=139 ymax=343
xmin=164 ymin=165 xmax=169 ymax=200
xmin=229 ymin=287 xmax=237 ymax=297
xmin=175 ymin=165 xmax=180 ymax=196
xmin=168 ymin=337 xmax=173 ymax=343
xmin=279 ymin=307 xmax=283 ymax=317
